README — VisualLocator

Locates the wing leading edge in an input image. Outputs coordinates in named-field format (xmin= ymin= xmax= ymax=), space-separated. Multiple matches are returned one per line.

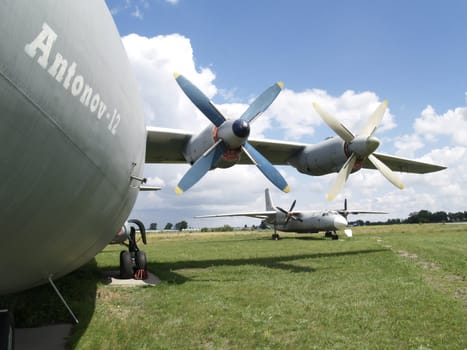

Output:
xmin=362 ymin=153 xmax=446 ymax=174
xmin=195 ymin=211 xmax=277 ymax=220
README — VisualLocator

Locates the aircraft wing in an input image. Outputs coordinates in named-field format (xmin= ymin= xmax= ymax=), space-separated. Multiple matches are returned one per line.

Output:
xmin=145 ymin=127 xmax=307 ymax=164
xmin=146 ymin=127 xmax=193 ymax=163
xmin=195 ymin=210 xmax=277 ymax=220
xmin=247 ymin=138 xmax=307 ymax=165
xmin=145 ymin=127 xmax=445 ymax=173
xmin=338 ymin=210 xmax=387 ymax=216
xmin=362 ymin=152 xmax=446 ymax=173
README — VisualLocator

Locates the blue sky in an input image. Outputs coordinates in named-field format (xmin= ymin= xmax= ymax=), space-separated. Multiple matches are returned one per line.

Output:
xmin=106 ymin=0 xmax=467 ymax=228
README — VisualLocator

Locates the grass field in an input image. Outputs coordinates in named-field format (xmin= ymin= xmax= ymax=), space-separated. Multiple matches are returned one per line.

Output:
xmin=2 ymin=224 xmax=466 ymax=349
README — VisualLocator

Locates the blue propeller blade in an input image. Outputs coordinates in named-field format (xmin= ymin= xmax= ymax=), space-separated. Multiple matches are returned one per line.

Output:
xmin=242 ymin=142 xmax=290 ymax=193
xmin=240 ymin=82 xmax=284 ymax=123
xmin=174 ymin=73 xmax=225 ymax=127
xmin=175 ymin=142 xmax=225 ymax=194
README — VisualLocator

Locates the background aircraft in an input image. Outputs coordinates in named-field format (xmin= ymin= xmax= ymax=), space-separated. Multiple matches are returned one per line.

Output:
xmin=196 ymin=189 xmax=386 ymax=240
xmin=146 ymin=79 xmax=446 ymax=199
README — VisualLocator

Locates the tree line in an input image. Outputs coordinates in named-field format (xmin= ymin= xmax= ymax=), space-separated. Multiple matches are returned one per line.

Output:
xmin=352 ymin=210 xmax=467 ymax=226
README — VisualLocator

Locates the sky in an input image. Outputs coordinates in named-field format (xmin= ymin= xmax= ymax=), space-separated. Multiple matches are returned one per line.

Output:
xmin=105 ymin=0 xmax=467 ymax=229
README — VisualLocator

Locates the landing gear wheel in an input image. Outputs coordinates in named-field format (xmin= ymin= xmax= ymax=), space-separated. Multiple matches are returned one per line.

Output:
xmin=134 ymin=251 xmax=148 ymax=280
xmin=325 ymin=231 xmax=333 ymax=238
xmin=271 ymin=233 xmax=280 ymax=240
xmin=135 ymin=250 xmax=147 ymax=270
xmin=119 ymin=250 xmax=133 ymax=279
xmin=332 ymin=234 xmax=339 ymax=240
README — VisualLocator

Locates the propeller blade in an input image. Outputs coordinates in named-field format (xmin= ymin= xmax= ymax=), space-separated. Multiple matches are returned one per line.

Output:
xmin=289 ymin=199 xmax=296 ymax=212
xmin=328 ymin=153 xmax=357 ymax=201
xmin=242 ymin=142 xmax=290 ymax=193
xmin=276 ymin=206 xmax=289 ymax=215
xmin=341 ymin=198 xmax=349 ymax=218
xmin=368 ymin=154 xmax=404 ymax=189
xmin=312 ymin=102 xmax=355 ymax=142
xmin=175 ymin=141 xmax=225 ymax=194
xmin=174 ymin=73 xmax=225 ymax=127
xmin=276 ymin=204 xmax=302 ymax=224
xmin=240 ymin=82 xmax=284 ymax=123
xmin=360 ymin=100 xmax=388 ymax=137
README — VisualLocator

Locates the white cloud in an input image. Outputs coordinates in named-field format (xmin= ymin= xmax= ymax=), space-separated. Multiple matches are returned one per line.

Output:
xmin=269 ymin=89 xmax=396 ymax=141
xmin=393 ymin=134 xmax=425 ymax=158
xmin=131 ymin=6 xmax=143 ymax=19
xmin=110 ymin=0 xmax=150 ymax=18
xmin=122 ymin=33 xmax=217 ymax=131
xmin=122 ymin=32 xmax=462 ymax=227
xmin=414 ymin=105 xmax=467 ymax=146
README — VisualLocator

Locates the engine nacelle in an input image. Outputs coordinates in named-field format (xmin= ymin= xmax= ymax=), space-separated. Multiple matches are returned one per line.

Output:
xmin=182 ymin=121 xmax=247 ymax=170
xmin=288 ymin=137 xmax=352 ymax=176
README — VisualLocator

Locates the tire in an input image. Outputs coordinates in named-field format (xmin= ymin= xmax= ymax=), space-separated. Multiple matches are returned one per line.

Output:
xmin=135 ymin=250 xmax=147 ymax=271
xmin=119 ymin=251 xmax=133 ymax=279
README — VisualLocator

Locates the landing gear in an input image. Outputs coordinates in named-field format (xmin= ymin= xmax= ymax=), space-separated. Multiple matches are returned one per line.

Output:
xmin=119 ymin=251 xmax=133 ymax=279
xmin=0 ymin=310 xmax=14 ymax=350
xmin=325 ymin=231 xmax=339 ymax=240
xmin=119 ymin=219 xmax=148 ymax=280
xmin=271 ymin=224 xmax=280 ymax=240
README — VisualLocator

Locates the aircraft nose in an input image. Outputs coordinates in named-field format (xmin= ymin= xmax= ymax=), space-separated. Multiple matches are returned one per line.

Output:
xmin=334 ymin=215 xmax=348 ymax=229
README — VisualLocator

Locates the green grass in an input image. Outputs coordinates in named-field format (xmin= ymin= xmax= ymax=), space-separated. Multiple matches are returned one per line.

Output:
xmin=2 ymin=224 xmax=466 ymax=349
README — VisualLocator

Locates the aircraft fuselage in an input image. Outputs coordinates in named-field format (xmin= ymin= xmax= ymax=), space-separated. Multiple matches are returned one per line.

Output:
xmin=0 ymin=1 xmax=146 ymax=294
xmin=268 ymin=211 xmax=348 ymax=233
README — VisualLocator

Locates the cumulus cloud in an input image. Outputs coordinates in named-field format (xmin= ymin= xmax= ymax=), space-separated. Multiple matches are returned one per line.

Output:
xmin=122 ymin=32 xmax=460 ymax=227
xmin=414 ymin=105 xmax=467 ymax=146
xmin=122 ymin=33 xmax=217 ymax=131
xmin=393 ymin=134 xmax=424 ymax=158
xmin=268 ymin=89 xmax=396 ymax=141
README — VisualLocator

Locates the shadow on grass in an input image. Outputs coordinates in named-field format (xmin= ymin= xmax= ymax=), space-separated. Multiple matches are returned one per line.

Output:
xmin=277 ymin=236 xmax=327 ymax=241
xmin=0 ymin=258 xmax=100 ymax=348
xmin=149 ymin=249 xmax=386 ymax=284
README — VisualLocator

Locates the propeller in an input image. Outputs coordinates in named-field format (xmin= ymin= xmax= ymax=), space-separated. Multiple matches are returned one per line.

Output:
xmin=312 ymin=100 xmax=404 ymax=200
xmin=340 ymin=198 xmax=349 ymax=219
xmin=174 ymin=73 xmax=289 ymax=194
xmin=276 ymin=199 xmax=303 ymax=224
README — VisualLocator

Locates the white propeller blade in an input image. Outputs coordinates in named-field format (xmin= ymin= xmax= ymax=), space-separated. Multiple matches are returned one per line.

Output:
xmin=359 ymin=100 xmax=388 ymax=137
xmin=328 ymin=153 xmax=357 ymax=201
xmin=312 ymin=102 xmax=354 ymax=142
xmin=368 ymin=154 xmax=404 ymax=189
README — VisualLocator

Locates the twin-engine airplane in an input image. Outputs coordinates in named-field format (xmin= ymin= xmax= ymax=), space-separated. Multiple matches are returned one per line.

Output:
xmin=1 ymin=2 xmax=445 ymax=298
xmin=148 ymin=77 xmax=446 ymax=200
xmin=196 ymin=189 xmax=386 ymax=240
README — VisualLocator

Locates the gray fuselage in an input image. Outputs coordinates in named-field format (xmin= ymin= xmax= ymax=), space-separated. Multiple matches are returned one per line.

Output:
xmin=267 ymin=211 xmax=347 ymax=233
xmin=0 ymin=1 xmax=146 ymax=294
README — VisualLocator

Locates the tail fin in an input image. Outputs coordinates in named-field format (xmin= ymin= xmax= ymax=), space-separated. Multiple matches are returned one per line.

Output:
xmin=265 ymin=188 xmax=274 ymax=211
